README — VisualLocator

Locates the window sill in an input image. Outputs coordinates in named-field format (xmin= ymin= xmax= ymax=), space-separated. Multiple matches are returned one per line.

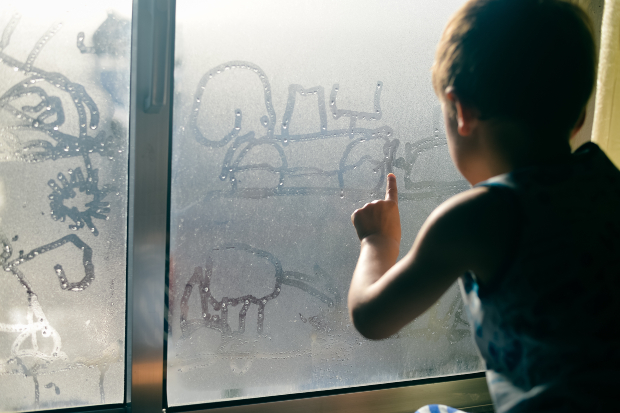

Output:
xmin=171 ymin=373 xmax=493 ymax=413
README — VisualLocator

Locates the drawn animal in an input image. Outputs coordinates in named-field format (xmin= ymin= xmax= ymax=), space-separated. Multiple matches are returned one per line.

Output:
xmin=179 ymin=243 xmax=339 ymax=337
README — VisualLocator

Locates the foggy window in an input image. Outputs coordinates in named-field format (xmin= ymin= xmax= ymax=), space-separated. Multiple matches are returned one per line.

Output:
xmin=0 ymin=2 xmax=130 ymax=410
xmin=167 ymin=0 xmax=481 ymax=406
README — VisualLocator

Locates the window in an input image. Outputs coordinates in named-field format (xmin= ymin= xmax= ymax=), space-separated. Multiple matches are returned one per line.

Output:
xmin=3 ymin=0 xmax=602 ymax=412
xmin=167 ymin=0 xmax=482 ymax=407
xmin=0 ymin=1 xmax=130 ymax=410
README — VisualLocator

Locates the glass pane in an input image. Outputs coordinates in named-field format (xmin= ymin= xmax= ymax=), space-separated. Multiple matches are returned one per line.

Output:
xmin=0 ymin=1 xmax=130 ymax=410
xmin=168 ymin=0 xmax=482 ymax=406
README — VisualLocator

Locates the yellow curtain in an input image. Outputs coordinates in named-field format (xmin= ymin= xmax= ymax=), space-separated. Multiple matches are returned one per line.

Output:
xmin=592 ymin=0 xmax=620 ymax=166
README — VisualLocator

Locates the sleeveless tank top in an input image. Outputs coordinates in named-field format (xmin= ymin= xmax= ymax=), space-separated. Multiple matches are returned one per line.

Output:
xmin=459 ymin=142 xmax=620 ymax=413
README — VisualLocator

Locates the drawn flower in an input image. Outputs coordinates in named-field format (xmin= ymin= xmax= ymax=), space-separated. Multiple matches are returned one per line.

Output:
xmin=48 ymin=167 xmax=111 ymax=236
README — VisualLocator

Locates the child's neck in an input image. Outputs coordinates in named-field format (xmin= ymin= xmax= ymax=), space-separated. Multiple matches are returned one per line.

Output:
xmin=467 ymin=121 xmax=572 ymax=185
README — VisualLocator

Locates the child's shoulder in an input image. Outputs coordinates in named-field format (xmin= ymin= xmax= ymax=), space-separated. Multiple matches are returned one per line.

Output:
xmin=425 ymin=185 xmax=519 ymax=285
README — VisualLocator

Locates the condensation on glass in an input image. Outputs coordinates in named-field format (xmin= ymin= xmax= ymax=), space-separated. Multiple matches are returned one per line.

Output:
xmin=168 ymin=0 xmax=482 ymax=406
xmin=0 ymin=1 xmax=130 ymax=410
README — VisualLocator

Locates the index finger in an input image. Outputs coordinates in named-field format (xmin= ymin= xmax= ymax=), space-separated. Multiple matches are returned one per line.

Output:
xmin=385 ymin=173 xmax=398 ymax=204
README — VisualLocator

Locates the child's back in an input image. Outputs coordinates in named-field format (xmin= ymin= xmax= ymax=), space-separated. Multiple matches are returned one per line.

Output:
xmin=346 ymin=0 xmax=620 ymax=412
xmin=463 ymin=142 xmax=620 ymax=411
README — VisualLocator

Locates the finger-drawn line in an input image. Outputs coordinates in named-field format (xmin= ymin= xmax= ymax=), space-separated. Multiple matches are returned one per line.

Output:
xmin=190 ymin=62 xmax=277 ymax=147
xmin=3 ymin=234 xmax=95 ymax=292
xmin=188 ymin=62 xmax=398 ymax=194
xmin=281 ymin=85 xmax=328 ymax=142
xmin=77 ymin=13 xmax=131 ymax=57
xmin=48 ymin=167 xmax=112 ymax=236
xmin=180 ymin=246 xmax=283 ymax=337
xmin=44 ymin=382 xmax=61 ymax=395
xmin=74 ymin=339 xmax=123 ymax=404
xmin=330 ymin=81 xmax=383 ymax=139
xmin=0 ymin=14 xmax=122 ymax=407
xmin=76 ymin=32 xmax=96 ymax=54
xmin=0 ymin=15 xmax=122 ymax=167
xmin=22 ymin=22 xmax=63 ymax=73
xmin=180 ymin=244 xmax=338 ymax=338
xmin=312 ymin=263 xmax=341 ymax=305
xmin=397 ymin=136 xmax=450 ymax=191
xmin=0 ymin=13 xmax=20 ymax=52
xmin=199 ymin=180 xmax=470 ymax=203
xmin=14 ymin=359 xmax=41 ymax=409
xmin=281 ymin=272 xmax=334 ymax=306
xmin=188 ymin=61 xmax=460 ymax=198
xmin=0 ymin=293 xmax=67 ymax=366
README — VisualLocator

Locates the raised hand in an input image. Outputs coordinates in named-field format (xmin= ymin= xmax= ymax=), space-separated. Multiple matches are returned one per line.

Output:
xmin=351 ymin=173 xmax=401 ymax=245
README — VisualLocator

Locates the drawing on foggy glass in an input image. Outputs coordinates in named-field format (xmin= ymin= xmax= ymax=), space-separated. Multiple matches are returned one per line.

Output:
xmin=166 ymin=0 xmax=483 ymax=405
xmin=179 ymin=242 xmax=469 ymax=342
xmin=176 ymin=61 xmax=469 ymax=341
xmin=170 ymin=60 xmax=476 ymax=401
xmin=181 ymin=243 xmax=340 ymax=338
xmin=188 ymin=61 xmax=468 ymax=200
xmin=0 ymin=11 xmax=128 ymax=409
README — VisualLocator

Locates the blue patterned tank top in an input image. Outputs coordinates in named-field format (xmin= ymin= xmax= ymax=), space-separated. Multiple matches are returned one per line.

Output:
xmin=459 ymin=142 xmax=620 ymax=413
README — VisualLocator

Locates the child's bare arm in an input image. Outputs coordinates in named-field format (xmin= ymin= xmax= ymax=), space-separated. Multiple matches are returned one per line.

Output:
xmin=348 ymin=174 xmax=517 ymax=339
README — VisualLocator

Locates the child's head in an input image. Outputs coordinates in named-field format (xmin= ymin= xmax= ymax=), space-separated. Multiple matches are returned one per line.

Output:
xmin=432 ymin=0 xmax=596 ymax=139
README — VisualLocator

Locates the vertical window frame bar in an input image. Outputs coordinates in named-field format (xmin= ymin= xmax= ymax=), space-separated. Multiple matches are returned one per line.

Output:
xmin=127 ymin=0 xmax=175 ymax=412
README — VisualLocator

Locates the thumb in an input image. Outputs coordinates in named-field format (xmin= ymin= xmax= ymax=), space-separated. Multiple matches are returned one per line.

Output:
xmin=385 ymin=173 xmax=398 ymax=204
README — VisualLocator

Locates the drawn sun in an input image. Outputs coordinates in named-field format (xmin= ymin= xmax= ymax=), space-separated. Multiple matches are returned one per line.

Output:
xmin=47 ymin=167 xmax=111 ymax=236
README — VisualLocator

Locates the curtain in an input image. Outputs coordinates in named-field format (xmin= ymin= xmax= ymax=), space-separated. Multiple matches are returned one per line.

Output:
xmin=592 ymin=0 xmax=620 ymax=166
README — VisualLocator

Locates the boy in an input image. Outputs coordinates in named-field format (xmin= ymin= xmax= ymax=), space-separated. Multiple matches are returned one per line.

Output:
xmin=348 ymin=0 xmax=619 ymax=412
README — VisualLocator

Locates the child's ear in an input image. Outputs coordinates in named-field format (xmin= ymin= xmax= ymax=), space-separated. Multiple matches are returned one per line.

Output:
xmin=573 ymin=109 xmax=587 ymax=135
xmin=445 ymin=87 xmax=479 ymax=136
